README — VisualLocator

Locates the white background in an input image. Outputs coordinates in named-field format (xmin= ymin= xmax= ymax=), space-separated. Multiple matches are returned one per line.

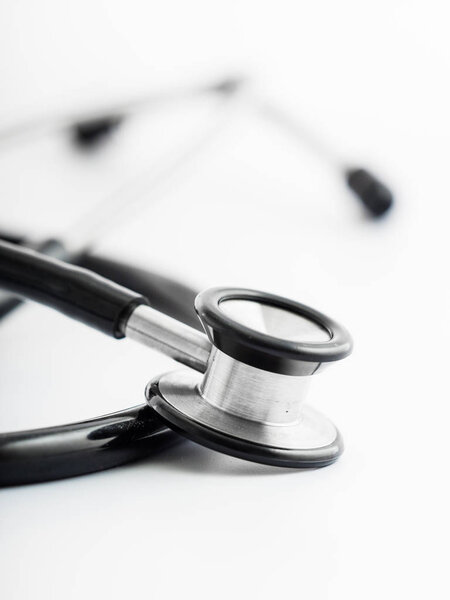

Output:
xmin=0 ymin=1 xmax=449 ymax=598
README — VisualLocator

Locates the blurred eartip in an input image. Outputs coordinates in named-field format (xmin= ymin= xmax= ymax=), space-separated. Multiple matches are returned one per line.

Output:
xmin=209 ymin=75 xmax=248 ymax=96
xmin=70 ymin=115 xmax=123 ymax=149
xmin=345 ymin=167 xmax=394 ymax=217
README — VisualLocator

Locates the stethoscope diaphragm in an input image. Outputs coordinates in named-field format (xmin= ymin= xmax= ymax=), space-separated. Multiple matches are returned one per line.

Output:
xmin=146 ymin=287 xmax=352 ymax=468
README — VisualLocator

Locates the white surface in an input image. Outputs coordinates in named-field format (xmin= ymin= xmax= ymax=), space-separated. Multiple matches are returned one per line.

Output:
xmin=0 ymin=2 xmax=449 ymax=599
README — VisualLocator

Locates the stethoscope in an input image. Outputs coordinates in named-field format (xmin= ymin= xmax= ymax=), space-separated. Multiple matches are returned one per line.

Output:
xmin=0 ymin=240 xmax=352 ymax=485
xmin=0 ymin=75 xmax=392 ymax=486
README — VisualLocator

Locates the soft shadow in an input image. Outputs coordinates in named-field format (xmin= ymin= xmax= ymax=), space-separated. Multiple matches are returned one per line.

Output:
xmin=149 ymin=440 xmax=305 ymax=477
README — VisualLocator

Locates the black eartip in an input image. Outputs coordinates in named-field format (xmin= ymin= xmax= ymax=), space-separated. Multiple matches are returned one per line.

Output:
xmin=346 ymin=168 xmax=393 ymax=217
xmin=210 ymin=76 xmax=246 ymax=96
xmin=70 ymin=115 xmax=123 ymax=149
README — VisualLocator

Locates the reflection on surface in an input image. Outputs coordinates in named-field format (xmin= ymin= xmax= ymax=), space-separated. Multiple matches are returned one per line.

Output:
xmin=219 ymin=299 xmax=330 ymax=343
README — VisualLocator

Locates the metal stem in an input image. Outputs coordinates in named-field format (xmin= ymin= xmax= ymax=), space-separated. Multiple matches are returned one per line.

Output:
xmin=124 ymin=304 xmax=211 ymax=373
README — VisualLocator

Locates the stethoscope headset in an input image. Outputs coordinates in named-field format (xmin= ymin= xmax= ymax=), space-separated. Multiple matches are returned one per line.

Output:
xmin=0 ymin=75 xmax=394 ymax=486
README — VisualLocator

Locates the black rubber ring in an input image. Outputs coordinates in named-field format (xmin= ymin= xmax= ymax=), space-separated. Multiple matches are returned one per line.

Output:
xmin=195 ymin=287 xmax=352 ymax=375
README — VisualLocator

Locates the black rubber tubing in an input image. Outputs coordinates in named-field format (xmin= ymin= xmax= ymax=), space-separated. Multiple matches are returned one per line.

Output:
xmin=76 ymin=252 xmax=201 ymax=330
xmin=0 ymin=405 xmax=181 ymax=487
xmin=0 ymin=238 xmax=68 ymax=320
xmin=0 ymin=239 xmax=148 ymax=338
xmin=0 ymin=236 xmax=201 ymax=330
xmin=0 ymin=239 xmax=197 ymax=486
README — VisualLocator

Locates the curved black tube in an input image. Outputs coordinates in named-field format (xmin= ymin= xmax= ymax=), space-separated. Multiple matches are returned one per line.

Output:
xmin=76 ymin=253 xmax=201 ymax=330
xmin=0 ymin=239 xmax=201 ymax=486
xmin=0 ymin=236 xmax=201 ymax=330
xmin=0 ymin=405 xmax=180 ymax=487
xmin=0 ymin=237 xmax=69 ymax=319
xmin=0 ymin=239 xmax=148 ymax=337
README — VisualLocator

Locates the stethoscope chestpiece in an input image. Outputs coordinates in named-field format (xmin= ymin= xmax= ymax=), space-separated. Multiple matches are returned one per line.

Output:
xmin=146 ymin=287 xmax=353 ymax=468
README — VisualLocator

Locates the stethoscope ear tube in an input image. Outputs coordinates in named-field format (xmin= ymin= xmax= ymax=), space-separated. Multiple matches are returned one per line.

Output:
xmin=0 ymin=239 xmax=148 ymax=338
